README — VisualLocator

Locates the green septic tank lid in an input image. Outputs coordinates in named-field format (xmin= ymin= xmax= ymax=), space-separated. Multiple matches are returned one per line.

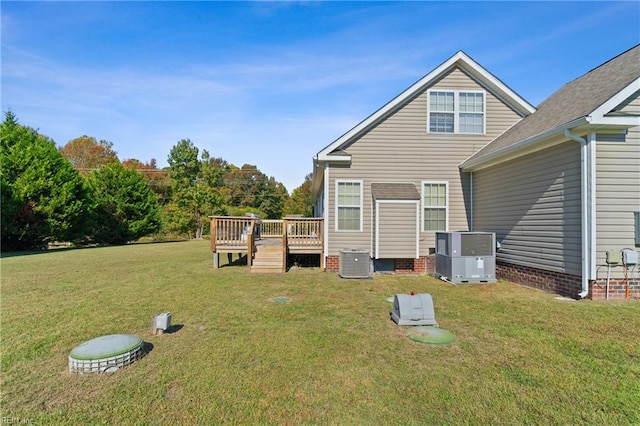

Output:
xmin=405 ymin=326 xmax=455 ymax=345
xmin=70 ymin=334 xmax=143 ymax=360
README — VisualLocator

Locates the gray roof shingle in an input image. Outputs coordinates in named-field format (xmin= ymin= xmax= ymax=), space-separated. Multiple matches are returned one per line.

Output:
xmin=371 ymin=183 xmax=420 ymax=201
xmin=463 ymin=45 xmax=640 ymax=166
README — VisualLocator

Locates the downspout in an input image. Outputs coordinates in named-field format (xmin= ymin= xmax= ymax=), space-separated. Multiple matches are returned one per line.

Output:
xmin=470 ymin=172 xmax=474 ymax=231
xmin=323 ymin=165 xmax=329 ymax=267
xmin=564 ymin=129 xmax=593 ymax=299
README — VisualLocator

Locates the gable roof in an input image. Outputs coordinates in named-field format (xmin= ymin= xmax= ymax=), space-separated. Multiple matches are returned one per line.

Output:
xmin=314 ymin=51 xmax=536 ymax=163
xmin=461 ymin=44 xmax=640 ymax=171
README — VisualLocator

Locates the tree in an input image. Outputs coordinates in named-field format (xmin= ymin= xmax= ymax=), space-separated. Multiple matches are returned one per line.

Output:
xmin=165 ymin=140 xmax=224 ymax=238
xmin=285 ymin=174 xmax=314 ymax=217
xmin=122 ymin=158 xmax=170 ymax=204
xmin=256 ymin=176 xmax=287 ymax=219
xmin=86 ymin=163 xmax=162 ymax=244
xmin=223 ymin=164 xmax=260 ymax=207
xmin=167 ymin=139 xmax=200 ymax=189
xmin=221 ymin=164 xmax=288 ymax=219
xmin=1 ymin=111 xmax=93 ymax=250
xmin=60 ymin=135 xmax=119 ymax=173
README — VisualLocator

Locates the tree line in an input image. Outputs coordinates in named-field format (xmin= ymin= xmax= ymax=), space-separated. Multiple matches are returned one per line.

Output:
xmin=0 ymin=111 xmax=313 ymax=251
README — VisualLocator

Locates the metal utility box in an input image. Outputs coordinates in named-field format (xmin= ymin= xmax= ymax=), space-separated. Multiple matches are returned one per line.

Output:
xmin=622 ymin=249 xmax=638 ymax=266
xmin=435 ymin=232 xmax=496 ymax=283
xmin=606 ymin=250 xmax=621 ymax=264
xmin=390 ymin=293 xmax=437 ymax=326
xmin=339 ymin=249 xmax=370 ymax=279
xmin=151 ymin=312 xmax=172 ymax=335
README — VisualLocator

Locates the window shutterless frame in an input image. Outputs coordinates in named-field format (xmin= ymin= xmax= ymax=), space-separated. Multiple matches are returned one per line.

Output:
xmin=335 ymin=180 xmax=363 ymax=232
xmin=421 ymin=181 xmax=449 ymax=232
xmin=427 ymin=89 xmax=486 ymax=135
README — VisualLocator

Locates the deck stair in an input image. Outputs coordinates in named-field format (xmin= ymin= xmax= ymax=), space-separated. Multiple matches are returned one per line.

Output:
xmin=251 ymin=244 xmax=284 ymax=273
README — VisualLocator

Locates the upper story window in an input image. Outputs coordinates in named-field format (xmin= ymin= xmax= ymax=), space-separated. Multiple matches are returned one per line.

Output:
xmin=429 ymin=91 xmax=455 ymax=133
xmin=428 ymin=90 xmax=485 ymax=134
xmin=335 ymin=180 xmax=363 ymax=232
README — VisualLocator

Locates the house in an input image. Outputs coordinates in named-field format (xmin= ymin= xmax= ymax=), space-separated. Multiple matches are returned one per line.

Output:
xmin=460 ymin=45 xmax=640 ymax=299
xmin=312 ymin=46 xmax=640 ymax=300
xmin=311 ymin=51 xmax=535 ymax=275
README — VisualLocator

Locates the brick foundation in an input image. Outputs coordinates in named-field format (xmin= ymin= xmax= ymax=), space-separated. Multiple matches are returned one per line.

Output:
xmin=497 ymin=261 xmax=640 ymax=300
xmin=393 ymin=257 xmax=429 ymax=274
xmin=326 ymin=255 xmax=340 ymax=272
xmin=591 ymin=278 xmax=640 ymax=300
xmin=327 ymin=255 xmax=639 ymax=300
xmin=497 ymin=262 xmax=583 ymax=298
xmin=325 ymin=255 xmax=432 ymax=275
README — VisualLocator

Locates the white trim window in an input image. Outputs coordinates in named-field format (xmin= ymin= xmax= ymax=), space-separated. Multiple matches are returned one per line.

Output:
xmin=429 ymin=91 xmax=455 ymax=133
xmin=422 ymin=181 xmax=448 ymax=232
xmin=335 ymin=180 xmax=363 ymax=232
xmin=428 ymin=90 xmax=485 ymax=134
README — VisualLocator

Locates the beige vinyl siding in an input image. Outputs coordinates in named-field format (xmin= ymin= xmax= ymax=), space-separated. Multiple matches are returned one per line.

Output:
xmin=608 ymin=89 xmax=640 ymax=115
xmin=596 ymin=124 xmax=640 ymax=278
xmin=473 ymin=142 xmax=582 ymax=275
xmin=376 ymin=202 xmax=418 ymax=258
xmin=326 ymin=67 xmax=523 ymax=256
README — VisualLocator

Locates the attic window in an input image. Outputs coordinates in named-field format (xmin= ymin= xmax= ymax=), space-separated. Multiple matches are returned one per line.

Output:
xmin=429 ymin=91 xmax=454 ymax=133
xmin=428 ymin=90 xmax=485 ymax=134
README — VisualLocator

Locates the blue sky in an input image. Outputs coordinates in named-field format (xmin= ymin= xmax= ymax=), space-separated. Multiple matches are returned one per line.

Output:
xmin=2 ymin=1 xmax=639 ymax=191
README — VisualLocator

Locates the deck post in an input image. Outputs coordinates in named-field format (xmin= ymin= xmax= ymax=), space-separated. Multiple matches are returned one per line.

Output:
xmin=247 ymin=218 xmax=256 ymax=267
xmin=282 ymin=219 xmax=288 ymax=272
xmin=210 ymin=216 xmax=217 ymax=253
xmin=320 ymin=219 xmax=325 ymax=270
xmin=210 ymin=216 xmax=218 ymax=268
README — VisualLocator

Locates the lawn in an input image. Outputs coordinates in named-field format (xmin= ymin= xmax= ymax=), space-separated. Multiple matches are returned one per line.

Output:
xmin=1 ymin=240 xmax=639 ymax=424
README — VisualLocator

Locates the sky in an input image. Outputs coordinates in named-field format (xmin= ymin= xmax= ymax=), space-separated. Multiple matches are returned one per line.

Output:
xmin=2 ymin=1 xmax=639 ymax=192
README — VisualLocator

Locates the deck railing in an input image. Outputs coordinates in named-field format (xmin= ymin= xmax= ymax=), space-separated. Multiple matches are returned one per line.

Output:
xmin=210 ymin=216 xmax=256 ymax=253
xmin=260 ymin=220 xmax=284 ymax=238
xmin=284 ymin=218 xmax=323 ymax=250
xmin=210 ymin=216 xmax=324 ymax=269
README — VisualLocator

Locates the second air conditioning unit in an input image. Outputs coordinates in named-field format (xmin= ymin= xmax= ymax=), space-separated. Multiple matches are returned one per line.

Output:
xmin=435 ymin=232 xmax=496 ymax=283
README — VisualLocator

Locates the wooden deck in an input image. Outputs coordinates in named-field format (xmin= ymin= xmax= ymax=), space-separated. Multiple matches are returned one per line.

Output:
xmin=209 ymin=216 xmax=323 ymax=272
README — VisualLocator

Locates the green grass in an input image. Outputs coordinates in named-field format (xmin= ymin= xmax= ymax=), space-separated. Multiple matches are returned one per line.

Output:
xmin=2 ymin=240 xmax=639 ymax=424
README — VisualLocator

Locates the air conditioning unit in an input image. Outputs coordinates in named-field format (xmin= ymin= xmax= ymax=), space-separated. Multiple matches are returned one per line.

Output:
xmin=339 ymin=249 xmax=370 ymax=279
xmin=435 ymin=232 xmax=496 ymax=283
